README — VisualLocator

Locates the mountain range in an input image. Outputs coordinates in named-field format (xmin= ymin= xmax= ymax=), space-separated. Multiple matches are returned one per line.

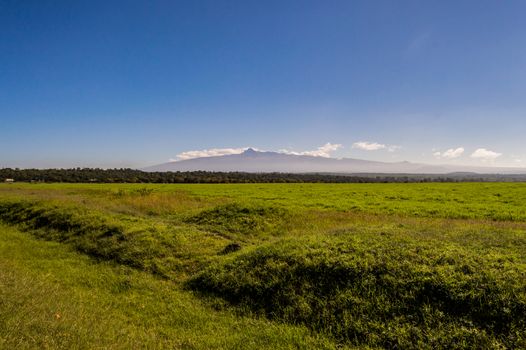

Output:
xmin=144 ymin=148 xmax=526 ymax=174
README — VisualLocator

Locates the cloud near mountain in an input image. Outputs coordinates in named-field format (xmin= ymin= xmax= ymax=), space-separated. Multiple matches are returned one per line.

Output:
xmin=352 ymin=141 xmax=400 ymax=152
xmin=433 ymin=147 xmax=465 ymax=159
xmin=173 ymin=143 xmax=342 ymax=161
xmin=279 ymin=143 xmax=342 ymax=158
xmin=470 ymin=148 xmax=502 ymax=161
xmin=174 ymin=147 xmax=251 ymax=161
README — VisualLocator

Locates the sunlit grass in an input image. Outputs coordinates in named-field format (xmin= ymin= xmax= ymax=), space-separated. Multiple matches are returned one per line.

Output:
xmin=0 ymin=224 xmax=336 ymax=349
xmin=1 ymin=182 xmax=525 ymax=348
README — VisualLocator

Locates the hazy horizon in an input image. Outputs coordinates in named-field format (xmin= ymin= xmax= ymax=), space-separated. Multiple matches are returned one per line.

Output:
xmin=1 ymin=1 xmax=525 ymax=169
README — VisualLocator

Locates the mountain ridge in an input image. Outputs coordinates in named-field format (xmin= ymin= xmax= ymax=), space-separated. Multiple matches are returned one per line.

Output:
xmin=143 ymin=149 xmax=526 ymax=174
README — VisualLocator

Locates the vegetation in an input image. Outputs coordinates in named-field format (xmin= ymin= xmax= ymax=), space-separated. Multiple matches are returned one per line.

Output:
xmin=190 ymin=233 xmax=525 ymax=348
xmin=0 ymin=224 xmax=331 ymax=349
xmin=185 ymin=203 xmax=292 ymax=238
xmin=3 ymin=167 xmax=526 ymax=183
xmin=1 ymin=182 xmax=525 ymax=348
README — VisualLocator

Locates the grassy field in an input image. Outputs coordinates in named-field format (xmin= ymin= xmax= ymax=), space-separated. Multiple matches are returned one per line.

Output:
xmin=1 ymin=182 xmax=525 ymax=349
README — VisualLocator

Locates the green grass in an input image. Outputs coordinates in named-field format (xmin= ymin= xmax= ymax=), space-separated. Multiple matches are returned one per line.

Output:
xmin=190 ymin=231 xmax=526 ymax=349
xmin=0 ymin=199 xmax=228 ymax=280
xmin=1 ymin=182 xmax=526 ymax=348
xmin=185 ymin=203 xmax=292 ymax=239
xmin=0 ymin=224 xmax=336 ymax=349
xmin=4 ymin=182 xmax=526 ymax=221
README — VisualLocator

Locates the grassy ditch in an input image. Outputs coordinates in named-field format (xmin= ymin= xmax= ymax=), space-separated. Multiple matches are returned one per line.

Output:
xmin=0 ymin=200 xmax=228 ymax=279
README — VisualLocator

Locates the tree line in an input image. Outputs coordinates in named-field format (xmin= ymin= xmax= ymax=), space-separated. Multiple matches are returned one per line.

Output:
xmin=2 ymin=168 xmax=526 ymax=183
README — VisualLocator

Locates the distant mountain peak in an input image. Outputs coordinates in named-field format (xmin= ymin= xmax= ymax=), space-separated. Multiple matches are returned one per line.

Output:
xmin=243 ymin=148 xmax=258 ymax=155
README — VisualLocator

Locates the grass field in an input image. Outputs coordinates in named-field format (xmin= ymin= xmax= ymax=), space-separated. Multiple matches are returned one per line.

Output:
xmin=1 ymin=182 xmax=525 ymax=349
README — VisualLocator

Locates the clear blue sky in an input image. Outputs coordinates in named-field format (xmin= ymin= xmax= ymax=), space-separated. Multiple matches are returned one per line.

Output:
xmin=1 ymin=0 xmax=525 ymax=168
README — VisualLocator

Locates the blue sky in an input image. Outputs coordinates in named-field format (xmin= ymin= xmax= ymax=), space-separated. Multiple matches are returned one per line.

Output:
xmin=1 ymin=0 xmax=525 ymax=168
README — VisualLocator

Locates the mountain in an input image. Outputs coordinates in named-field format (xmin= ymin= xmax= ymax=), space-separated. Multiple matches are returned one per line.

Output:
xmin=143 ymin=149 xmax=526 ymax=174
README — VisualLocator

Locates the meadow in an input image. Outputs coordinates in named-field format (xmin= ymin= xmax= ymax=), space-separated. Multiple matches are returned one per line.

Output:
xmin=1 ymin=182 xmax=525 ymax=349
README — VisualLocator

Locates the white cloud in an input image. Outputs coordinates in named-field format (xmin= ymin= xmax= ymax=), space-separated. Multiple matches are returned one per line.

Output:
xmin=433 ymin=147 xmax=465 ymax=159
xmin=470 ymin=148 xmax=502 ymax=161
xmin=280 ymin=142 xmax=342 ymax=158
xmin=173 ymin=147 xmax=249 ymax=161
xmin=352 ymin=141 xmax=400 ymax=152
xmin=352 ymin=141 xmax=386 ymax=151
